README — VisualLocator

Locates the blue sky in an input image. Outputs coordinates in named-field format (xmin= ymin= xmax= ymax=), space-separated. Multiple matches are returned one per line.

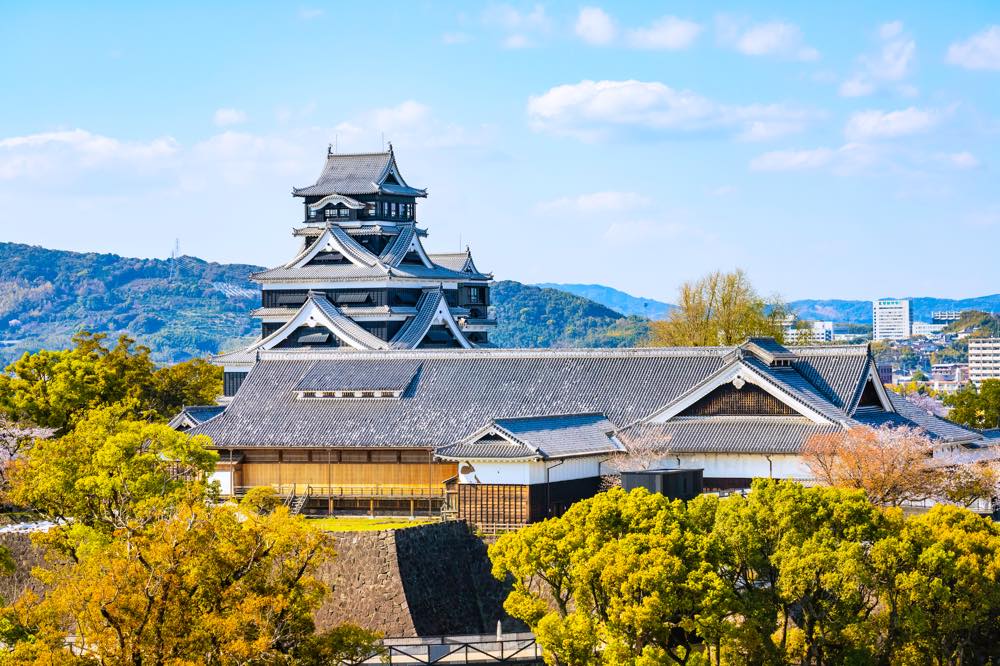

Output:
xmin=1 ymin=1 xmax=998 ymax=301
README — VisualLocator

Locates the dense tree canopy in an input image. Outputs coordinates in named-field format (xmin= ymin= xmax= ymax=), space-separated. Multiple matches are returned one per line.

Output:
xmin=0 ymin=331 xmax=221 ymax=432
xmin=490 ymin=482 xmax=1000 ymax=666
xmin=802 ymin=425 xmax=998 ymax=508
xmin=646 ymin=270 xmax=787 ymax=347
xmin=944 ymin=379 xmax=1000 ymax=430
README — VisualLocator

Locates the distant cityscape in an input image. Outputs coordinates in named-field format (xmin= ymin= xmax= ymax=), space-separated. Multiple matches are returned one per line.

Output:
xmin=782 ymin=298 xmax=1000 ymax=394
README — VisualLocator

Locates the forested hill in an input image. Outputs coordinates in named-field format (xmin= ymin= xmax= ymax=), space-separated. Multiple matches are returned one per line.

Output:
xmin=490 ymin=281 xmax=649 ymax=348
xmin=0 ymin=243 xmax=261 ymax=364
xmin=0 ymin=243 xmax=648 ymax=364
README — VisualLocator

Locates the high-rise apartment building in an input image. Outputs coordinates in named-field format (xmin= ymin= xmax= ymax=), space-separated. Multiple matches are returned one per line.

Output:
xmin=969 ymin=338 xmax=1000 ymax=384
xmin=872 ymin=298 xmax=912 ymax=341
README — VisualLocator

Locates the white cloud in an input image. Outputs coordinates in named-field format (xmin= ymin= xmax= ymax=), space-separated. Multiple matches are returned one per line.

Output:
xmin=943 ymin=151 xmax=981 ymax=169
xmin=750 ymin=148 xmax=835 ymax=172
xmin=946 ymin=26 xmax=1000 ymax=71
xmin=526 ymin=79 xmax=815 ymax=142
xmin=626 ymin=16 xmax=701 ymax=50
xmin=844 ymin=107 xmax=940 ymax=141
xmin=189 ymin=131 xmax=304 ymax=187
xmin=297 ymin=7 xmax=324 ymax=20
xmin=0 ymin=129 xmax=178 ymax=180
xmin=442 ymin=32 xmax=472 ymax=45
xmin=482 ymin=4 xmax=550 ymax=47
xmin=839 ymin=21 xmax=916 ymax=97
xmin=503 ymin=33 xmax=531 ymax=49
xmin=213 ymin=108 xmax=248 ymax=127
xmin=575 ymin=7 xmax=616 ymax=45
xmin=536 ymin=191 xmax=650 ymax=214
xmin=717 ymin=17 xmax=818 ymax=61
xmin=603 ymin=219 xmax=693 ymax=244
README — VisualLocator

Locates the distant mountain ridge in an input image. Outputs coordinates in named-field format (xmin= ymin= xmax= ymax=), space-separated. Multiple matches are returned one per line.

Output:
xmin=3 ymin=241 xmax=998 ymax=365
xmin=536 ymin=283 xmax=674 ymax=320
xmin=0 ymin=243 xmax=646 ymax=364
xmin=540 ymin=282 xmax=1000 ymax=325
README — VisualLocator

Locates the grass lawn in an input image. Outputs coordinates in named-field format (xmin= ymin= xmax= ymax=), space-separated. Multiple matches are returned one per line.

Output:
xmin=307 ymin=516 xmax=437 ymax=532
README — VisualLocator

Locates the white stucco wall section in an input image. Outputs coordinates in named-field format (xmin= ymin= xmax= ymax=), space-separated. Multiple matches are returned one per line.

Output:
xmin=210 ymin=469 xmax=233 ymax=496
xmin=653 ymin=452 xmax=811 ymax=481
xmin=456 ymin=455 xmax=607 ymax=485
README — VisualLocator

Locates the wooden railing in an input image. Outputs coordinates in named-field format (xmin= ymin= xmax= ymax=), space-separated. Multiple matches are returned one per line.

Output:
xmin=346 ymin=633 xmax=541 ymax=665
xmin=234 ymin=484 xmax=446 ymax=500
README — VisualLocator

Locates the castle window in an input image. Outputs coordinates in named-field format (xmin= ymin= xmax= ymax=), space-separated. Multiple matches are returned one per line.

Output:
xmin=325 ymin=208 xmax=335 ymax=219
xmin=469 ymin=287 xmax=481 ymax=304
xmin=366 ymin=202 xmax=375 ymax=217
xmin=308 ymin=208 xmax=317 ymax=219
xmin=391 ymin=203 xmax=397 ymax=218
xmin=339 ymin=208 xmax=349 ymax=217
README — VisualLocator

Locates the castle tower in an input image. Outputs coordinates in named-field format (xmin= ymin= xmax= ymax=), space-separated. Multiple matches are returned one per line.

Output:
xmin=216 ymin=146 xmax=495 ymax=396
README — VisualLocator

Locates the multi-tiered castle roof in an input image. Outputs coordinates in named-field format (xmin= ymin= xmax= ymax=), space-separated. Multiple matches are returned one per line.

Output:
xmin=216 ymin=146 xmax=495 ymax=396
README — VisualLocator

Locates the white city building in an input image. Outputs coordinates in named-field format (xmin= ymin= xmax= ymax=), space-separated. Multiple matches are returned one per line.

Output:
xmin=873 ymin=298 xmax=912 ymax=341
xmin=969 ymin=338 xmax=1000 ymax=384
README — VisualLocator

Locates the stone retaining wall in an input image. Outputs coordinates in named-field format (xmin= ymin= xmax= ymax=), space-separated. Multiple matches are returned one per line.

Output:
xmin=1 ymin=522 xmax=521 ymax=638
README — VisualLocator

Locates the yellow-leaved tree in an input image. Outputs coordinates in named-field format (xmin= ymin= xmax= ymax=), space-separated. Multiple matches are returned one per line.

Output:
xmin=0 ymin=404 xmax=382 ymax=665
xmin=647 ymin=269 xmax=788 ymax=347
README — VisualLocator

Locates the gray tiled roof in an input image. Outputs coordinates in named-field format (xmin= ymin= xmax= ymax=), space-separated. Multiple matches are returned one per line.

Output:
xmin=435 ymin=436 xmax=541 ymax=461
xmin=379 ymin=224 xmax=417 ymax=267
xmin=192 ymin=345 xmax=982 ymax=452
xmin=292 ymin=150 xmax=427 ymax=198
xmin=168 ymin=405 xmax=226 ymax=429
xmin=389 ymin=289 xmax=449 ymax=349
xmin=249 ymin=262 xmax=488 ymax=283
xmin=853 ymin=392 xmax=981 ymax=442
xmin=307 ymin=294 xmax=390 ymax=350
xmin=428 ymin=250 xmax=477 ymax=273
xmin=192 ymin=348 xmax=738 ymax=449
xmin=619 ymin=418 xmax=843 ymax=454
xmin=497 ymin=413 xmax=621 ymax=458
xmin=294 ymin=360 xmax=422 ymax=392
xmin=437 ymin=413 xmax=621 ymax=461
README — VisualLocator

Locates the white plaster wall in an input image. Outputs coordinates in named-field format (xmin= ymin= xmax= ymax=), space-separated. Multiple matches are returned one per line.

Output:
xmin=456 ymin=456 xmax=607 ymax=485
xmin=649 ymin=452 xmax=811 ymax=481
xmin=211 ymin=470 xmax=233 ymax=496
xmin=527 ymin=456 xmax=606 ymax=484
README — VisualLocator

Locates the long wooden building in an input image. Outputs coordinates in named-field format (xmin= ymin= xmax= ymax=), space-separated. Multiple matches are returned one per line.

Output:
xmin=189 ymin=340 xmax=989 ymax=526
xmin=184 ymin=145 xmax=994 ymax=529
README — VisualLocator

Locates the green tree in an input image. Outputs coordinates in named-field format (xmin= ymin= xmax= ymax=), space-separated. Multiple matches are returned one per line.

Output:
xmin=0 ymin=332 xmax=221 ymax=434
xmin=647 ymin=270 xmax=787 ymax=347
xmin=4 ymin=495 xmax=335 ymax=666
xmin=944 ymin=379 xmax=1000 ymax=430
xmin=491 ymin=481 xmax=1000 ymax=666
xmin=6 ymin=403 xmax=217 ymax=535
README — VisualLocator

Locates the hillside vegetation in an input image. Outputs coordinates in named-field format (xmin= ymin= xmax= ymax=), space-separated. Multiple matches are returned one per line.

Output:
xmin=0 ymin=243 xmax=648 ymax=364
xmin=491 ymin=281 xmax=650 ymax=348
xmin=0 ymin=243 xmax=260 ymax=364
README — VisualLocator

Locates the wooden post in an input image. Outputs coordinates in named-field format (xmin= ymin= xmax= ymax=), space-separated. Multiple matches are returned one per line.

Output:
xmin=277 ymin=449 xmax=282 ymax=494
xmin=369 ymin=498 xmax=374 ymax=518
xmin=410 ymin=498 xmax=415 ymax=519
xmin=427 ymin=449 xmax=433 ymax=517
xmin=327 ymin=449 xmax=333 ymax=515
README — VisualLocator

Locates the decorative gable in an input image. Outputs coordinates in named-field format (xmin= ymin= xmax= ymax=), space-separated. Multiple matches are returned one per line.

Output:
xmin=679 ymin=382 xmax=796 ymax=417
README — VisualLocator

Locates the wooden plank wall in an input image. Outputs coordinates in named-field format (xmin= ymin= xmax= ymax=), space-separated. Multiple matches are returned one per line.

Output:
xmin=457 ymin=484 xmax=530 ymax=528
xmin=241 ymin=461 xmax=457 ymax=488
